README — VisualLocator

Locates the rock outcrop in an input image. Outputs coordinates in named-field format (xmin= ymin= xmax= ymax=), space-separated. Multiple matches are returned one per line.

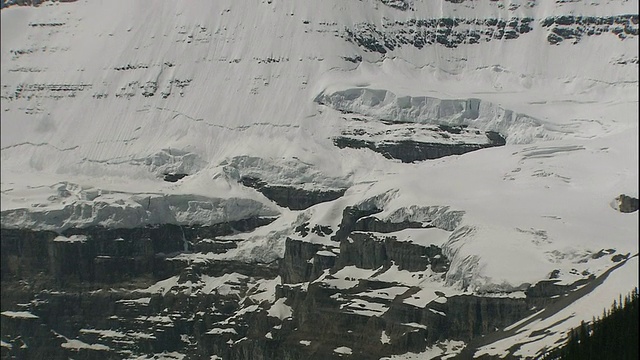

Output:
xmin=615 ymin=194 xmax=639 ymax=213
xmin=0 ymin=210 xmax=607 ymax=360
xmin=334 ymin=134 xmax=505 ymax=163
xmin=542 ymin=14 xmax=638 ymax=44
xmin=336 ymin=232 xmax=449 ymax=272
xmin=239 ymin=176 xmax=347 ymax=210
xmin=1 ymin=218 xmax=274 ymax=284
xmin=280 ymin=238 xmax=338 ymax=283
xmin=343 ymin=17 xmax=535 ymax=52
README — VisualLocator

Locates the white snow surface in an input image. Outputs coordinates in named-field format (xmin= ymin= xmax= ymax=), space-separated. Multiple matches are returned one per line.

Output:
xmin=476 ymin=256 xmax=640 ymax=359
xmin=0 ymin=0 xmax=638 ymax=355
xmin=131 ymin=352 xmax=186 ymax=360
xmin=1 ymin=311 xmax=39 ymax=319
xmin=334 ymin=346 xmax=353 ymax=355
xmin=60 ymin=338 xmax=110 ymax=351
xmin=380 ymin=340 xmax=465 ymax=360
xmin=267 ymin=298 xmax=293 ymax=320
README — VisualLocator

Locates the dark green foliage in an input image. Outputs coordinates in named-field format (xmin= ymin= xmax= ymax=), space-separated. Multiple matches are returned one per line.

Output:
xmin=539 ymin=287 xmax=639 ymax=360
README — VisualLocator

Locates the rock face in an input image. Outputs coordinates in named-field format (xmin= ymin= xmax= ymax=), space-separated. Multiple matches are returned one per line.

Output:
xmin=542 ymin=14 xmax=638 ymax=44
xmin=341 ymin=15 xmax=638 ymax=52
xmin=616 ymin=194 xmax=639 ymax=213
xmin=223 ymin=156 xmax=351 ymax=211
xmin=279 ymin=238 xmax=337 ymax=283
xmin=334 ymin=133 xmax=505 ymax=162
xmin=163 ymin=173 xmax=188 ymax=182
xmin=332 ymin=206 xmax=383 ymax=241
xmin=1 ymin=220 xmax=282 ymax=359
xmin=0 ymin=0 xmax=636 ymax=358
xmin=1 ymin=205 xmax=607 ymax=359
xmin=336 ymin=232 xmax=449 ymax=272
xmin=379 ymin=0 xmax=410 ymax=11
xmin=239 ymin=176 xmax=347 ymax=210
xmin=343 ymin=17 xmax=535 ymax=52
xmin=1 ymin=218 xmax=273 ymax=284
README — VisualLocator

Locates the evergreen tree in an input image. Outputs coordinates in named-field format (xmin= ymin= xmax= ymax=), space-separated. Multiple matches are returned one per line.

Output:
xmin=538 ymin=287 xmax=639 ymax=360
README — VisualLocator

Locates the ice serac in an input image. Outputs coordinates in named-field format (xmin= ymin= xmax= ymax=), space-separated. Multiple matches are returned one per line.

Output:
xmin=317 ymin=88 xmax=549 ymax=144
xmin=1 ymin=0 xmax=638 ymax=359
xmin=0 ymin=192 xmax=278 ymax=231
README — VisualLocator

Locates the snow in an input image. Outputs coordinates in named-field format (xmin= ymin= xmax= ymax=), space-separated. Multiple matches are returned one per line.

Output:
xmin=61 ymin=339 xmax=110 ymax=351
xmin=141 ymin=276 xmax=179 ymax=295
xmin=206 ymin=328 xmax=237 ymax=335
xmin=127 ymin=332 xmax=156 ymax=340
xmin=116 ymin=297 xmax=151 ymax=305
xmin=80 ymin=329 xmax=126 ymax=339
xmin=201 ymin=273 xmax=248 ymax=296
xmin=246 ymin=276 xmax=281 ymax=304
xmin=359 ymin=286 xmax=410 ymax=301
xmin=333 ymin=346 xmax=353 ymax=355
xmin=381 ymin=331 xmax=391 ymax=344
xmin=315 ymin=267 xmax=371 ymax=290
xmin=380 ymin=340 xmax=465 ymax=360
xmin=136 ymin=315 xmax=172 ymax=324
xmin=316 ymin=250 xmax=338 ymax=257
xmin=373 ymin=228 xmax=452 ymax=247
xmin=80 ymin=328 xmax=156 ymax=340
xmin=217 ymin=305 xmax=260 ymax=326
xmin=1 ymin=311 xmax=39 ymax=319
xmin=0 ymin=0 xmax=638 ymax=357
xmin=131 ymin=352 xmax=186 ymax=360
xmin=317 ymin=88 xmax=551 ymax=144
xmin=352 ymin=227 xmax=453 ymax=249
xmin=402 ymin=323 xmax=427 ymax=330
xmin=267 ymin=298 xmax=293 ymax=320
xmin=53 ymin=234 xmax=88 ymax=243
xmin=476 ymin=256 xmax=640 ymax=359
xmin=334 ymin=294 xmax=389 ymax=316
xmin=139 ymin=272 xmax=251 ymax=297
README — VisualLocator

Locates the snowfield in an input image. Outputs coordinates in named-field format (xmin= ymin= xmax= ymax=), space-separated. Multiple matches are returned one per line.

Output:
xmin=1 ymin=0 xmax=638 ymax=358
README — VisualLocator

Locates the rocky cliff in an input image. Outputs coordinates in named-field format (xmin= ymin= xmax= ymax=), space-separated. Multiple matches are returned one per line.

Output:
xmin=2 ymin=208 xmax=622 ymax=359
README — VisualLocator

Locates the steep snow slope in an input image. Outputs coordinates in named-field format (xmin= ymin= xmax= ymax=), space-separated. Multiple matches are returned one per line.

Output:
xmin=1 ymin=0 xmax=638 ymax=358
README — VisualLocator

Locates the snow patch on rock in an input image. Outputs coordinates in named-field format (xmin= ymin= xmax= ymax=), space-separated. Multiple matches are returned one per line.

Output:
xmin=334 ymin=346 xmax=353 ymax=355
xmin=267 ymin=298 xmax=293 ymax=320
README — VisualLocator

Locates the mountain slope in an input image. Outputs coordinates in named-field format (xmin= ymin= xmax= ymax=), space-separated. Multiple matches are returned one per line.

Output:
xmin=1 ymin=0 xmax=638 ymax=359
